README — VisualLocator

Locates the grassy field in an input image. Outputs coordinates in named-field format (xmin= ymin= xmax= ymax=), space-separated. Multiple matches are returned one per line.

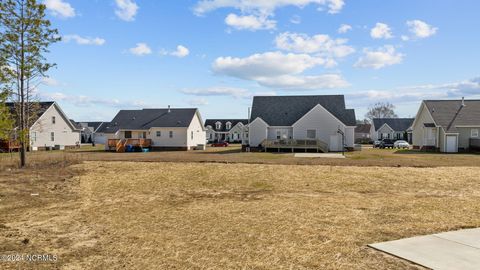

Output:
xmin=1 ymin=160 xmax=480 ymax=269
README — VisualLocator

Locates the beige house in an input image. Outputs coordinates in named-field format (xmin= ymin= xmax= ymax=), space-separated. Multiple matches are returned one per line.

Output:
xmin=412 ymin=99 xmax=480 ymax=152
xmin=97 ymin=107 xmax=206 ymax=151
xmin=6 ymin=101 xmax=81 ymax=150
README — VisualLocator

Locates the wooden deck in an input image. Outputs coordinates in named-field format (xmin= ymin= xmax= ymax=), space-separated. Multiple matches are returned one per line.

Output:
xmin=261 ymin=139 xmax=329 ymax=153
xmin=107 ymin=139 xmax=152 ymax=152
xmin=0 ymin=140 xmax=20 ymax=153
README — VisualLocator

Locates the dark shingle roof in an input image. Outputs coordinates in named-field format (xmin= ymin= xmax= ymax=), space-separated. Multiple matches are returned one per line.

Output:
xmin=6 ymin=101 xmax=54 ymax=119
xmin=424 ymin=100 xmax=480 ymax=132
xmin=249 ymin=95 xmax=356 ymax=126
xmin=204 ymin=119 xmax=248 ymax=132
xmin=355 ymin=124 xmax=371 ymax=134
xmin=97 ymin=108 xmax=198 ymax=134
xmin=69 ymin=119 xmax=83 ymax=129
xmin=373 ymin=118 xmax=414 ymax=132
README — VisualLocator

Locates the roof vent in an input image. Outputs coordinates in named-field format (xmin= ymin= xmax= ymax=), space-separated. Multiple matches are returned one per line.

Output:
xmin=461 ymin=97 xmax=466 ymax=107
xmin=168 ymin=105 xmax=171 ymax=113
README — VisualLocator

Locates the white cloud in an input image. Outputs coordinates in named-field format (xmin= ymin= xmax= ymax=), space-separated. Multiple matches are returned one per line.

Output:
xmin=181 ymin=86 xmax=251 ymax=99
xmin=42 ymin=77 xmax=60 ymax=87
xmin=338 ymin=24 xmax=352 ymax=34
xmin=212 ymin=51 xmax=348 ymax=90
xmin=188 ymin=98 xmax=209 ymax=106
xmin=354 ymin=45 xmax=404 ymax=69
xmin=63 ymin=35 xmax=106 ymax=46
xmin=44 ymin=0 xmax=75 ymax=18
xmin=171 ymin=45 xmax=190 ymax=58
xmin=275 ymin=32 xmax=355 ymax=59
xmin=129 ymin=43 xmax=152 ymax=56
xmin=290 ymin=15 xmax=301 ymax=24
xmin=255 ymin=74 xmax=349 ymax=90
xmin=370 ymin=23 xmax=393 ymax=39
xmin=406 ymin=20 xmax=438 ymax=39
xmin=115 ymin=0 xmax=139 ymax=22
xmin=194 ymin=0 xmax=345 ymax=15
xmin=39 ymin=91 xmax=147 ymax=108
xmin=225 ymin=13 xmax=276 ymax=31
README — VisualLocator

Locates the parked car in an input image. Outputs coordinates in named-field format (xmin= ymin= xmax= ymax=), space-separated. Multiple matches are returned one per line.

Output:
xmin=394 ymin=140 xmax=410 ymax=149
xmin=211 ymin=141 xmax=229 ymax=147
xmin=373 ymin=140 xmax=382 ymax=148
xmin=379 ymin=139 xmax=395 ymax=149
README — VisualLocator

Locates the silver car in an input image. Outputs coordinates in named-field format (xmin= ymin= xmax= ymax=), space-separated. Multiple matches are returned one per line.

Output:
xmin=394 ymin=140 xmax=410 ymax=149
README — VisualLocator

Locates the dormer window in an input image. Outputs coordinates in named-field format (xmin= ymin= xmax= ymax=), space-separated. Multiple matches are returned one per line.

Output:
xmin=215 ymin=122 xmax=222 ymax=130
xmin=226 ymin=122 xmax=232 ymax=130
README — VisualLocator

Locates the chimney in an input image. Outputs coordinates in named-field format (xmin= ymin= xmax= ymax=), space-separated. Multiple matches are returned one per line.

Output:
xmin=461 ymin=97 xmax=466 ymax=107
xmin=168 ymin=105 xmax=171 ymax=113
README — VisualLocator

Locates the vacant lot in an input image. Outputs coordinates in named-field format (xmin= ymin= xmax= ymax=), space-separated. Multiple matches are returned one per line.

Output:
xmin=1 ymin=161 xmax=480 ymax=269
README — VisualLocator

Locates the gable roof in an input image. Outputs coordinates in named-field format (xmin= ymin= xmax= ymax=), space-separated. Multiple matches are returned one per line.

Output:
xmin=6 ymin=101 xmax=79 ymax=131
xmin=355 ymin=124 xmax=371 ymax=133
xmin=423 ymin=100 xmax=480 ymax=132
xmin=373 ymin=118 xmax=414 ymax=132
xmin=97 ymin=108 xmax=198 ymax=134
xmin=204 ymin=119 xmax=248 ymax=131
xmin=249 ymin=95 xmax=356 ymax=126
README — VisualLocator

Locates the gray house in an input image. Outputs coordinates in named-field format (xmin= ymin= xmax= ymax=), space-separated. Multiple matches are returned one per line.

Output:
xmin=370 ymin=118 xmax=414 ymax=142
xmin=412 ymin=99 xmax=480 ymax=152
xmin=205 ymin=119 xmax=248 ymax=143
xmin=247 ymin=95 xmax=356 ymax=152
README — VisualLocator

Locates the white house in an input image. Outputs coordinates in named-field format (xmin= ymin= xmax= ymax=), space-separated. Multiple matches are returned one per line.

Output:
xmin=96 ymin=107 xmax=206 ymax=151
xmin=246 ymin=95 xmax=356 ymax=152
xmin=370 ymin=118 xmax=414 ymax=142
xmin=70 ymin=121 xmax=105 ymax=144
xmin=6 ymin=101 xmax=81 ymax=150
xmin=204 ymin=119 xmax=248 ymax=143
xmin=412 ymin=98 xmax=480 ymax=152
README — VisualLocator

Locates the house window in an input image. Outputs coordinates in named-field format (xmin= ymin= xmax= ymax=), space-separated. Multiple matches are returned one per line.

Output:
xmin=276 ymin=131 xmax=281 ymax=139
xmin=32 ymin=132 xmax=37 ymax=142
xmin=226 ymin=122 xmax=232 ymax=130
xmin=306 ymin=129 xmax=316 ymax=139
xmin=139 ymin=132 xmax=146 ymax=139
xmin=156 ymin=131 xmax=161 ymax=137
xmin=209 ymin=133 xmax=213 ymax=139
xmin=191 ymin=131 xmax=194 ymax=140
xmin=50 ymin=132 xmax=55 ymax=142
xmin=472 ymin=129 xmax=479 ymax=138
xmin=169 ymin=131 xmax=173 ymax=138
xmin=215 ymin=122 xmax=222 ymax=130
xmin=52 ymin=116 xmax=56 ymax=124
xmin=124 ymin=131 xmax=132 ymax=139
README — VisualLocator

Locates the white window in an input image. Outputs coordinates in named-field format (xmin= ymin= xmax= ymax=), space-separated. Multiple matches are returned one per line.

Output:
xmin=169 ymin=131 xmax=173 ymax=138
xmin=156 ymin=131 xmax=161 ymax=137
xmin=472 ymin=129 xmax=479 ymax=138
xmin=209 ymin=133 xmax=213 ymax=139
xmin=50 ymin=132 xmax=55 ymax=142
xmin=306 ymin=129 xmax=316 ymax=139
xmin=276 ymin=131 xmax=281 ymax=139
xmin=52 ymin=116 xmax=56 ymax=124
xmin=31 ymin=132 xmax=37 ymax=142
xmin=215 ymin=122 xmax=221 ymax=130
xmin=226 ymin=122 xmax=232 ymax=130
xmin=191 ymin=131 xmax=194 ymax=140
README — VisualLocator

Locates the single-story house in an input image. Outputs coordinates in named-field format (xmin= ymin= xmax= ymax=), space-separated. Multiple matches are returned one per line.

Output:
xmin=354 ymin=123 xmax=372 ymax=143
xmin=247 ymin=95 xmax=356 ymax=152
xmin=96 ymin=107 xmax=206 ymax=151
xmin=4 ymin=101 xmax=81 ymax=151
xmin=370 ymin=118 xmax=414 ymax=142
xmin=412 ymin=98 xmax=480 ymax=152
xmin=205 ymin=119 xmax=248 ymax=143
xmin=71 ymin=121 xmax=105 ymax=144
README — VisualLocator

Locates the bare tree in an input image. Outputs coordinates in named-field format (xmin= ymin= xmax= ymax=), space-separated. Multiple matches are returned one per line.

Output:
xmin=0 ymin=0 xmax=60 ymax=167
xmin=365 ymin=102 xmax=398 ymax=121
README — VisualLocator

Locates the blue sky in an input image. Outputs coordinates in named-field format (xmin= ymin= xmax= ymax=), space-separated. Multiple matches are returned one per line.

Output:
xmin=39 ymin=0 xmax=480 ymax=121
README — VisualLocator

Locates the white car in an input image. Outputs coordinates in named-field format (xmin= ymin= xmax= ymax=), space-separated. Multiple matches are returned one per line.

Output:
xmin=394 ymin=140 xmax=410 ymax=149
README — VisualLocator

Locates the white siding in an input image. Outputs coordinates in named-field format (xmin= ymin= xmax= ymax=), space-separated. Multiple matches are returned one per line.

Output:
xmin=187 ymin=113 xmax=206 ymax=148
xmin=292 ymin=104 xmax=351 ymax=150
xmin=267 ymin=127 xmax=293 ymax=140
xmin=248 ymin=118 xmax=268 ymax=147
xmin=30 ymin=104 xmax=80 ymax=150
xmin=148 ymin=127 xmax=188 ymax=147
xmin=345 ymin=126 xmax=355 ymax=147
xmin=412 ymin=103 xmax=436 ymax=148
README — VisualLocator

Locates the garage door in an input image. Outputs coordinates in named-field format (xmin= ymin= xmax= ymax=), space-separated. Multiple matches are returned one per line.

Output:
xmin=446 ymin=135 xmax=458 ymax=153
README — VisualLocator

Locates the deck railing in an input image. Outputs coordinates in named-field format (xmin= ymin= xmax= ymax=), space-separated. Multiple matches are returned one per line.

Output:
xmin=261 ymin=139 xmax=329 ymax=153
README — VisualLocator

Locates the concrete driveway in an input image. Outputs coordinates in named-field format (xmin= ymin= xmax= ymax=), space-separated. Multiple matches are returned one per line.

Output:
xmin=369 ymin=228 xmax=480 ymax=269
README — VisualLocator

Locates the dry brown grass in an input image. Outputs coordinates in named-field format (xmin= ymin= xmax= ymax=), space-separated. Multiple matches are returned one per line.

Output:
xmin=2 ymin=161 xmax=479 ymax=269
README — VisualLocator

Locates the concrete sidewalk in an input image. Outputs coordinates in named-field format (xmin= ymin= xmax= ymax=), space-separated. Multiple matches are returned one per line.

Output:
xmin=369 ymin=228 xmax=480 ymax=270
